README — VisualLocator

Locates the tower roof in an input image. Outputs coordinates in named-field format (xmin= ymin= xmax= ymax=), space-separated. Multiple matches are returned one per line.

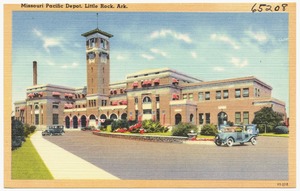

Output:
xmin=81 ymin=28 xmax=113 ymax=38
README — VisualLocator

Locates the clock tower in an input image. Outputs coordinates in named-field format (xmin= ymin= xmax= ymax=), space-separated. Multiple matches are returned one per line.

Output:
xmin=81 ymin=28 xmax=113 ymax=95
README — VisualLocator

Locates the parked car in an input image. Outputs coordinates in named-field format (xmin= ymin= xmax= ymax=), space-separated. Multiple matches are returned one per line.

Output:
xmin=214 ymin=124 xmax=258 ymax=147
xmin=42 ymin=125 xmax=65 ymax=136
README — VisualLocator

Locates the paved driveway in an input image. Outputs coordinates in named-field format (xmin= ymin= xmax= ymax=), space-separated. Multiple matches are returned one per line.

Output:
xmin=44 ymin=131 xmax=288 ymax=180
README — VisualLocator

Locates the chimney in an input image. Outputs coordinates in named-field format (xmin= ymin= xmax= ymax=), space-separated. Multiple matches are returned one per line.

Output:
xmin=33 ymin=61 xmax=37 ymax=86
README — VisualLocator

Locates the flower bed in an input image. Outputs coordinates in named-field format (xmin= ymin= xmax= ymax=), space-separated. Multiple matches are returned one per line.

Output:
xmin=92 ymin=131 xmax=188 ymax=144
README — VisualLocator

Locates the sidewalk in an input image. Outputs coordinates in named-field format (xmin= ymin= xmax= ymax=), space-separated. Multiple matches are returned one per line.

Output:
xmin=30 ymin=131 xmax=119 ymax=180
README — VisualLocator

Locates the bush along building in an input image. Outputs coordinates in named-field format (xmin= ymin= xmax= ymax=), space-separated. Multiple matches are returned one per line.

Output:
xmin=14 ymin=28 xmax=287 ymax=130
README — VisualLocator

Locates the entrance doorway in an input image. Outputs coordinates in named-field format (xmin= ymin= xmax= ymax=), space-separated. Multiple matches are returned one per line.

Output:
xmin=175 ymin=113 xmax=182 ymax=125
xmin=218 ymin=112 xmax=228 ymax=126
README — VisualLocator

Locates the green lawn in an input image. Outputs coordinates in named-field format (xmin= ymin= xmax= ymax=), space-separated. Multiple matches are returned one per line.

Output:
xmin=12 ymin=136 xmax=54 ymax=180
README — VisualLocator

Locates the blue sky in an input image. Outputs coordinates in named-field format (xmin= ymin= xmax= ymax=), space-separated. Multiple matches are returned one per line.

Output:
xmin=12 ymin=11 xmax=289 ymax=114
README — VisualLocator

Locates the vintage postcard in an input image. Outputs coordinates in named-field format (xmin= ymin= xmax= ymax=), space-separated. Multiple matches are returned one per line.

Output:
xmin=2 ymin=1 xmax=297 ymax=190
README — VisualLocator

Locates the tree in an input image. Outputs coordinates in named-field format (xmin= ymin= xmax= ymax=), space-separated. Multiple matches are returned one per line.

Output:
xmin=11 ymin=119 xmax=25 ymax=150
xmin=252 ymin=107 xmax=284 ymax=133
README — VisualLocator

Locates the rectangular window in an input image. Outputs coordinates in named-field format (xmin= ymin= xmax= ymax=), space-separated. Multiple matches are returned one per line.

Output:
xmin=52 ymin=104 xmax=59 ymax=109
xmin=134 ymin=97 xmax=138 ymax=104
xmin=183 ymin=94 xmax=187 ymax=100
xmin=198 ymin=92 xmax=204 ymax=101
xmin=205 ymin=113 xmax=210 ymax=124
xmin=143 ymin=109 xmax=152 ymax=114
xmin=243 ymin=88 xmax=249 ymax=97
xmin=189 ymin=93 xmax=194 ymax=100
xmin=235 ymin=112 xmax=241 ymax=124
xmin=255 ymin=88 xmax=258 ymax=97
xmin=216 ymin=91 xmax=221 ymax=99
xmin=53 ymin=114 xmax=59 ymax=125
xmin=156 ymin=96 xmax=160 ymax=102
xmin=223 ymin=90 xmax=229 ymax=99
xmin=93 ymin=100 xmax=96 ymax=107
xmin=199 ymin=113 xmax=204 ymax=124
xmin=205 ymin=92 xmax=210 ymax=100
xmin=89 ymin=38 xmax=95 ymax=48
xmin=35 ymin=114 xmax=39 ymax=125
xmin=101 ymin=39 xmax=107 ymax=49
xmin=243 ymin=112 xmax=249 ymax=124
xmin=235 ymin=89 xmax=241 ymax=98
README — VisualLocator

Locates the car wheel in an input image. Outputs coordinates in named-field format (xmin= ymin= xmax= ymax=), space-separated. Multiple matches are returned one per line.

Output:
xmin=251 ymin=137 xmax=257 ymax=145
xmin=226 ymin=137 xmax=234 ymax=147
xmin=215 ymin=140 xmax=222 ymax=146
xmin=240 ymin=142 xmax=244 ymax=145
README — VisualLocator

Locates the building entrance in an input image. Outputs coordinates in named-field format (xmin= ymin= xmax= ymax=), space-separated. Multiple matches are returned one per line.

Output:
xmin=218 ymin=111 xmax=228 ymax=126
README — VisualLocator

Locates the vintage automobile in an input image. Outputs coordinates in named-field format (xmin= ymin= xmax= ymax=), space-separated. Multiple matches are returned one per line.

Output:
xmin=42 ymin=125 xmax=65 ymax=136
xmin=214 ymin=124 xmax=258 ymax=147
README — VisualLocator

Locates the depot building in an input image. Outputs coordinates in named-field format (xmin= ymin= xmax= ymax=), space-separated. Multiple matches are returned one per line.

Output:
xmin=14 ymin=28 xmax=287 ymax=130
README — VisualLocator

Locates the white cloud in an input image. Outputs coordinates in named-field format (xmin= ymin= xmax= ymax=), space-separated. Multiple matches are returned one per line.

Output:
xmin=230 ymin=57 xmax=248 ymax=68
xmin=141 ymin=54 xmax=155 ymax=60
xmin=191 ymin=51 xmax=197 ymax=59
xmin=150 ymin=48 xmax=167 ymax=57
xmin=33 ymin=28 xmax=63 ymax=52
xmin=60 ymin=62 xmax=79 ymax=69
xmin=245 ymin=30 xmax=268 ymax=43
xmin=213 ymin=67 xmax=225 ymax=71
xmin=210 ymin=33 xmax=240 ymax=49
xmin=150 ymin=29 xmax=192 ymax=44
xmin=46 ymin=60 xmax=55 ymax=66
xmin=116 ymin=55 xmax=127 ymax=60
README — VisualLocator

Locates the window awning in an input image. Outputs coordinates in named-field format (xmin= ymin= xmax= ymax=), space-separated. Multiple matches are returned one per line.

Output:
xmin=119 ymin=100 xmax=128 ymax=105
xmin=132 ymin=81 xmax=139 ymax=87
xmin=20 ymin=107 xmax=25 ymax=110
xmin=64 ymin=93 xmax=73 ymax=97
xmin=38 ymin=92 xmax=43 ymax=96
xmin=172 ymin=93 xmax=180 ymax=100
xmin=172 ymin=78 xmax=179 ymax=83
xmin=27 ymin=93 xmax=34 ymax=97
xmin=52 ymin=92 xmax=61 ymax=96
xmin=64 ymin=104 xmax=73 ymax=109
xmin=153 ymin=78 xmax=160 ymax=83
xmin=112 ymin=101 xmax=118 ymax=106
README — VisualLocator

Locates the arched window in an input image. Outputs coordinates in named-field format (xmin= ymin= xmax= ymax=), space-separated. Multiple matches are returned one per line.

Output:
xmin=65 ymin=116 xmax=70 ymax=128
xmin=190 ymin=114 xmax=194 ymax=123
xmin=110 ymin=114 xmax=118 ymax=120
xmin=175 ymin=113 xmax=182 ymax=125
xmin=100 ymin=114 xmax=107 ymax=119
xmin=73 ymin=116 xmax=78 ymax=129
xmin=121 ymin=113 xmax=127 ymax=120
xmin=143 ymin=96 xmax=152 ymax=103
xmin=80 ymin=115 xmax=87 ymax=128
xmin=89 ymin=114 xmax=96 ymax=120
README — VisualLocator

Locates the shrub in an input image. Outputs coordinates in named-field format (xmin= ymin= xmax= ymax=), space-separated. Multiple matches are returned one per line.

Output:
xmin=171 ymin=122 xmax=198 ymax=137
xmin=11 ymin=119 xmax=25 ymax=150
xmin=100 ymin=119 xmax=113 ymax=129
xmin=142 ymin=120 xmax=166 ymax=133
xmin=111 ymin=119 xmax=129 ymax=132
xmin=274 ymin=126 xmax=289 ymax=134
xmin=200 ymin=124 xmax=218 ymax=136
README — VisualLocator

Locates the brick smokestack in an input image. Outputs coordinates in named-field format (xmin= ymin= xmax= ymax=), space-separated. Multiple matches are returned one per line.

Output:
xmin=33 ymin=61 xmax=37 ymax=85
